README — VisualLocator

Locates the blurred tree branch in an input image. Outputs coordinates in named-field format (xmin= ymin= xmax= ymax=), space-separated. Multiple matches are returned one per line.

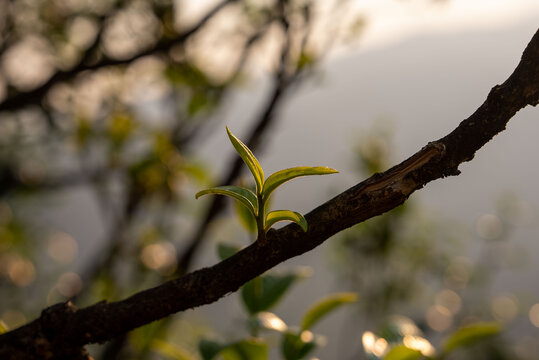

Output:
xmin=0 ymin=26 xmax=537 ymax=360
xmin=0 ymin=0 xmax=237 ymax=114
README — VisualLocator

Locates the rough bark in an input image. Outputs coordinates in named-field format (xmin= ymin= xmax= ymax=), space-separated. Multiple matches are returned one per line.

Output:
xmin=0 ymin=28 xmax=537 ymax=360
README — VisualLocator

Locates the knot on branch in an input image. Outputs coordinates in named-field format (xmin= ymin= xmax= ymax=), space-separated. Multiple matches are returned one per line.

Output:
xmin=40 ymin=301 xmax=78 ymax=340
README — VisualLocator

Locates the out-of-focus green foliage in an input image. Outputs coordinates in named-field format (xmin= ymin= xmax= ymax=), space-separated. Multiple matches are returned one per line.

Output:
xmin=442 ymin=322 xmax=501 ymax=354
xmin=330 ymin=126 xmax=524 ymax=360
xmin=199 ymin=338 xmax=268 ymax=360
xmin=383 ymin=345 xmax=422 ymax=360
xmin=197 ymin=243 xmax=358 ymax=360
xmin=241 ymin=271 xmax=308 ymax=315
xmin=301 ymin=292 xmax=358 ymax=331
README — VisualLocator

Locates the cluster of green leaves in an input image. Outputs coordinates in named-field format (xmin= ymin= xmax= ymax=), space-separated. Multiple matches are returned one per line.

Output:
xmin=196 ymin=127 xmax=337 ymax=242
xmin=144 ymin=242 xmax=357 ymax=360
xmin=195 ymin=243 xmax=358 ymax=360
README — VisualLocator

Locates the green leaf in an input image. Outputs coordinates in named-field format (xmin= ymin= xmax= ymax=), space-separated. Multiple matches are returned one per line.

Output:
xmin=265 ymin=210 xmax=307 ymax=232
xmin=241 ymin=272 xmax=305 ymax=314
xmin=217 ymin=243 xmax=241 ymax=261
xmin=188 ymin=91 xmax=209 ymax=115
xmin=296 ymin=51 xmax=316 ymax=70
xmin=199 ymin=339 xmax=226 ymax=360
xmin=196 ymin=185 xmax=258 ymax=216
xmin=281 ymin=331 xmax=319 ymax=360
xmin=262 ymin=167 xmax=338 ymax=202
xmin=221 ymin=339 xmax=268 ymax=360
xmin=226 ymin=127 xmax=265 ymax=194
xmin=301 ymin=292 xmax=358 ymax=331
xmin=383 ymin=345 xmax=422 ymax=360
xmin=151 ymin=339 xmax=196 ymax=360
xmin=443 ymin=322 xmax=501 ymax=354
xmin=108 ymin=113 xmax=135 ymax=148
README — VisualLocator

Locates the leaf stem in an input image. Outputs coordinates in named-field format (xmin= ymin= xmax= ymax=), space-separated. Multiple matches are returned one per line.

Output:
xmin=256 ymin=193 xmax=266 ymax=245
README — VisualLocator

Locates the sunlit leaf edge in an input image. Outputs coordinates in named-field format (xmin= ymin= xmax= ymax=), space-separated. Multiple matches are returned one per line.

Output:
xmin=226 ymin=126 xmax=265 ymax=194
xmin=262 ymin=166 xmax=338 ymax=201
xmin=196 ymin=185 xmax=258 ymax=215
xmin=265 ymin=210 xmax=307 ymax=232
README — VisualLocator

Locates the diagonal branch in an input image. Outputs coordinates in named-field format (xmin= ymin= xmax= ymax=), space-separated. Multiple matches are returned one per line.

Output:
xmin=0 ymin=28 xmax=537 ymax=360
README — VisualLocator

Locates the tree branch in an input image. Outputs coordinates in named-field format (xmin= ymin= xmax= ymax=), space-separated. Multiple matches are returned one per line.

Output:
xmin=0 ymin=28 xmax=537 ymax=360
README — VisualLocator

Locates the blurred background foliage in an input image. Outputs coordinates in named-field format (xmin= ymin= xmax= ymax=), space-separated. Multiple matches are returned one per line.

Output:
xmin=0 ymin=0 xmax=538 ymax=359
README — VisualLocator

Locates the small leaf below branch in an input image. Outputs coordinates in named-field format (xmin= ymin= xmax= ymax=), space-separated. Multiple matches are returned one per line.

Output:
xmin=265 ymin=210 xmax=307 ymax=232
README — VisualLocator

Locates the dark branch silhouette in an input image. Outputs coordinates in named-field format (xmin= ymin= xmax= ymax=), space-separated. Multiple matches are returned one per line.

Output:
xmin=0 ymin=27 xmax=537 ymax=360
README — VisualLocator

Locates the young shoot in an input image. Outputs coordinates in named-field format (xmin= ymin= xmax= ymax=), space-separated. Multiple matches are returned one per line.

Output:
xmin=196 ymin=127 xmax=338 ymax=244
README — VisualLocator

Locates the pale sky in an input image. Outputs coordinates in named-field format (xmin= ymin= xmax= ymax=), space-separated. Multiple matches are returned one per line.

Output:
xmin=351 ymin=0 xmax=539 ymax=51
xmin=179 ymin=0 xmax=539 ymax=55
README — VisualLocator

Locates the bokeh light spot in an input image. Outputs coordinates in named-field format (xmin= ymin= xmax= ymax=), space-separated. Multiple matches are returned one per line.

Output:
xmin=257 ymin=312 xmax=287 ymax=332
xmin=68 ymin=16 xmax=98 ymax=48
xmin=56 ymin=272 xmax=83 ymax=297
xmin=140 ymin=241 xmax=177 ymax=275
xmin=444 ymin=257 xmax=473 ymax=289
xmin=103 ymin=3 xmax=160 ymax=59
xmin=528 ymin=303 xmax=539 ymax=328
xmin=300 ymin=330 xmax=314 ymax=343
xmin=491 ymin=294 xmax=518 ymax=323
xmin=475 ymin=213 xmax=503 ymax=240
xmin=426 ymin=305 xmax=452 ymax=332
xmin=7 ymin=257 xmax=35 ymax=287
xmin=362 ymin=331 xmax=388 ymax=357
xmin=1 ymin=36 xmax=54 ymax=90
xmin=435 ymin=289 xmax=462 ymax=315
xmin=360 ymin=135 xmax=389 ymax=166
xmin=47 ymin=232 xmax=78 ymax=264
xmin=403 ymin=335 xmax=435 ymax=356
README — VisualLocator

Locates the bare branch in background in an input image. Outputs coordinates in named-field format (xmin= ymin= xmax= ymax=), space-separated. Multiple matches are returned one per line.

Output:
xmin=0 ymin=0 xmax=237 ymax=114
